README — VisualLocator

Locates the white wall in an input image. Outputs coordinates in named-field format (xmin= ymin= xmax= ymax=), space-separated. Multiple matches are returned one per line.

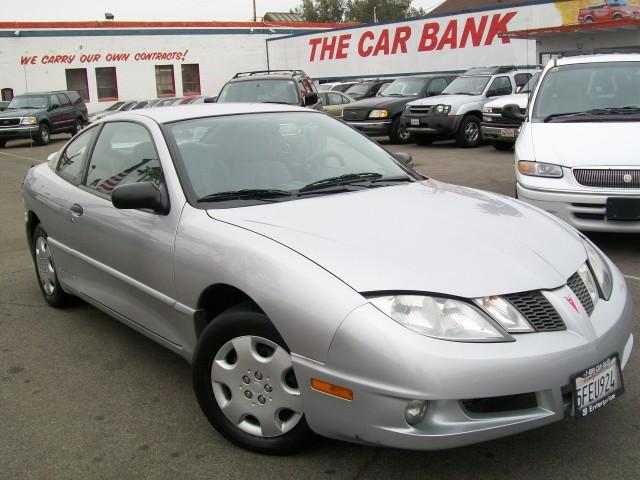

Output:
xmin=0 ymin=30 xmax=288 ymax=113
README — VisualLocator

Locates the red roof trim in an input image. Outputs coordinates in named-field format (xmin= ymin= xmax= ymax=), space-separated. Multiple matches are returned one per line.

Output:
xmin=0 ymin=20 xmax=352 ymax=29
xmin=501 ymin=18 xmax=640 ymax=38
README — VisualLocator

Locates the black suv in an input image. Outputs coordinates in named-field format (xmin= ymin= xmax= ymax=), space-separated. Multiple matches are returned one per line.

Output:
xmin=343 ymin=75 xmax=456 ymax=144
xmin=0 ymin=91 xmax=88 ymax=147
xmin=343 ymin=79 xmax=394 ymax=101
xmin=217 ymin=70 xmax=322 ymax=110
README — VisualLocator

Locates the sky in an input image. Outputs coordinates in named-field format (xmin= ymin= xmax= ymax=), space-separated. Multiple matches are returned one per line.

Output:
xmin=2 ymin=0 xmax=445 ymax=22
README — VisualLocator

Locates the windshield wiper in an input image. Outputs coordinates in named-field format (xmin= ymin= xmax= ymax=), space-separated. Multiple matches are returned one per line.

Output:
xmin=544 ymin=107 xmax=640 ymax=122
xmin=197 ymin=189 xmax=292 ymax=203
xmin=371 ymin=175 xmax=414 ymax=184
xmin=300 ymin=172 xmax=383 ymax=192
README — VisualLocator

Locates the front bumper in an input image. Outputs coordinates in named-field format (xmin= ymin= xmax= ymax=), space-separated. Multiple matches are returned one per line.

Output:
xmin=481 ymin=123 xmax=520 ymax=142
xmin=0 ymin=125 xmax=39 ymax=140
xmin=517 ymin=183 xmax=640 ymax=233
xmin=400 ymin=114 xmax=460 ymax=138
xmin=293 ymin=264 xmax=633 ymax=450
xmin=346 ymin=119 xmax=392 ymax=136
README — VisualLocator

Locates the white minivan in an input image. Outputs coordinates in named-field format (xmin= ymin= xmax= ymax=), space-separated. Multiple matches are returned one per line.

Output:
xmin=511 ymin=54 xmax=640 ymax=232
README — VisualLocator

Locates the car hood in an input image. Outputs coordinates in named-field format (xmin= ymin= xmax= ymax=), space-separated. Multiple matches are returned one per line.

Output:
xmin=0 ymin=108 xmax=44 ymax=118
xmin=409 ymin=94 xmax=482 ymax=107
xmin=207 ymin=180 xmax=585 ymax=298
xmin=530 ymin=122 xmax=640 ymax=167
xmin=346 ymin=96 xmax=416 ymax=110
xmin=485 ymin=93 xmax=529 ymax=109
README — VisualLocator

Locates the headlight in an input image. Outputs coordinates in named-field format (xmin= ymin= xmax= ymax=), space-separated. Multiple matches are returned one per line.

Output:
xmin=21 ymin=117 xmax=37 ymax=125
xmin=369 ymin=110 xmax=388 ymax=119
xmin=474 ymin=296 xmax=533 ymax=333
xmin=369 ymin=295 xmax=511 ymax=342
xmin=582 ymin=238 xmax=613 ymax=300
xmin=483 ymin=106 xmax=492 ymax=113
xmin=435 ymin=104 xmax=451 ymax=114
xmin=517 ymin=161 xmax=563 ymax=178
xmin=576 ymin=263 xmax=599 ymax=307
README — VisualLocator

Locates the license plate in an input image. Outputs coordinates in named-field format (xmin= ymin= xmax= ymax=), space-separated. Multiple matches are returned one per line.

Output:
xmin=606 ymin=198 xmax=640 ymax=221
xmin=410 ymin=118 xmax=420 ymax=126
xmin=501 ymin=128 xmax=516 ymax=138
xmin=572 ymin=354 xmax=624 ymax=418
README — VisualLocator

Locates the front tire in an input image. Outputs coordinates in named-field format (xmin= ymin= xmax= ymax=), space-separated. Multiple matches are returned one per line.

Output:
xmin=71 ymin=119 xmax=83 ymax=136
xmin=389 ymin=116 xmax=411 ymax=144
xmin=193 ymin=304 xmax=316 ymax=455
xmin=35 ymin=123 xmax=50 ymax=146
xmin=455 ymin=116 xmax=481 ymax=148
xmin=32 ymin=225 xmax=71 ymax=308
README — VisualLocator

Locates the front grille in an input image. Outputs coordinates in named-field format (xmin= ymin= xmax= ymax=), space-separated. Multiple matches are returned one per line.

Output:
xmin=566 ymin=272 xmax=595 ymax=316
xmin=573 ymin=169 xmax=640 ymax=189
xmin=0 ymin=118 xmax=21 ymax=128
xmin=504 ymin=291 xmax=566 ymax=332
xmin=409 ymin=105 xmax=433 ymax=114
xmin=342 ymin=109 xmax=369 ymax=121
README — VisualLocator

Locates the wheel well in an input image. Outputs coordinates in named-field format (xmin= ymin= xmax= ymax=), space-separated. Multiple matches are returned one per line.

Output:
xmin=26 ymin=211 xmax=41 ymax=243
xmin=195 ymin=284 xmax=261 ymax=338
xmin=465 ymin=111 xmax=482 ymax=120
xmin=40 ymin=119 xmax=50 ymax=129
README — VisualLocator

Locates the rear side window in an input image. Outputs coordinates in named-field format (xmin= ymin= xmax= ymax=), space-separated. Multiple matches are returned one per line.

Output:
xmin=85 ymin=122 xmax=161 ymax=196
xmin=57 ymin=94 xmax=71 ymax=106
xmin=328 ymin=93 xmax=344 ymax=105
xmin=56 ymin=127 xmax=97 ymax=182
xmin=66 ymin=91 xmax=82 ymax=104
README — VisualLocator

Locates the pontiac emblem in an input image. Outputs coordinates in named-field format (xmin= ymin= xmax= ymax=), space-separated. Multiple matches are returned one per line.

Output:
xmin=623 ymin=174 xmax=633 ymax=183
xmin=565 ymin=296 xmax=579 ymax=314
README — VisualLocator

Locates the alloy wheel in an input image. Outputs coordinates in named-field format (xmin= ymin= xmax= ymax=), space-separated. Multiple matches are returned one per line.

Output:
xmin=35 ymin=236 xmax=56 ymax=295
xmin=465 ymin=121 xmax=479 ymax=144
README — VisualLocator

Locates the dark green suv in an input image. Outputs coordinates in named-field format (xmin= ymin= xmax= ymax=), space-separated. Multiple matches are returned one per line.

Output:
xmin=0 ymin=91 xmax=88 ymax=147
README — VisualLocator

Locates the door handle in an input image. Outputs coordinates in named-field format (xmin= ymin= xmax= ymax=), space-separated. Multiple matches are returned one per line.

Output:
xmin=70 ymin=203 xmax=83 ymax=216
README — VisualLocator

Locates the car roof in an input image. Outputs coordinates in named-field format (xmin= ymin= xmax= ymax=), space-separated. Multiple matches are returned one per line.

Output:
xmin=227 ymin=75 xmax=299 ymax=83
xmin=103 ymin=103 xmax=312 ymax=124
xmin=16 ymin=90 xmax=76 ymax=95
xmin=552 ymin=53 xmax=640 ymax=66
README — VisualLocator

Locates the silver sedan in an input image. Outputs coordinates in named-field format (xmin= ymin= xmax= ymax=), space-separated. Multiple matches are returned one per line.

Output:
xmin=22 ymin=104 xmax=633 ymax=454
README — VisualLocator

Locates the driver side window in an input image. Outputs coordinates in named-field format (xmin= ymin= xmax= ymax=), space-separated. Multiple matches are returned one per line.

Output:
xmin=487 ymin=76 xmax=512 ymax=96
xmin=84 ymin=122 xmax=162 ymax=197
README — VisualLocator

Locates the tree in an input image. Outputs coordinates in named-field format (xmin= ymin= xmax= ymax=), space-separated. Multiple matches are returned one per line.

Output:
xmin=294 ymin=0 xmax=346 ymax=23
xmin=345 ymin=0 xmax=424 ymax=23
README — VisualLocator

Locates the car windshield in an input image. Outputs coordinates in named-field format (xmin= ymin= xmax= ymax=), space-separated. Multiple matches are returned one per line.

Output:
xmin=7 ymin=95 xmax=48 ymax=109
xmin=166 ymin=112 xmax=414 ymax=205
xmin=106 ymin=101 xmax=125 ymax=111
xmin=441 ymin=76 xmax=490 ymax=95
xmin=345 ymin=83 xmax=371 ymax=96
xmin=381 ymin=78 xmax=427 ymax=97
xmin=518 ymin=73 xmax=540 ymax=94
xmin=217 ymin=79 xmax=299 ymax=104
xmin=532 ymin=61 xmax=640 ymax=121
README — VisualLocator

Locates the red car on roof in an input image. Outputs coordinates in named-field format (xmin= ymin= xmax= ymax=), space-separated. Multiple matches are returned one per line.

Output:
xmin=577 ymin=1 xmax=640 ymax=23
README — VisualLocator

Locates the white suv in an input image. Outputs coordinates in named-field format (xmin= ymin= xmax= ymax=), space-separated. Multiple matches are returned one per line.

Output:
xmin=401 ymin=66 xmax=539 ymax=147
xmin=513 ymin=54 xmax=640 ymax=232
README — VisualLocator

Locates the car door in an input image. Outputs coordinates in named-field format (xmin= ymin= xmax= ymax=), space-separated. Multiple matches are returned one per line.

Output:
xmin=56 ymin=93 xmax=75 ymax=129
xmin=47 ymin=94 xmax=66 ymax=132
xmin=63 ymin=119 xmax=185 ymax=345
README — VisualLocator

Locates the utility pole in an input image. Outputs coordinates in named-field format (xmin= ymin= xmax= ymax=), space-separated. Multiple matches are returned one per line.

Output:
xmin=253 ymin=0 xmax=257 ymax=22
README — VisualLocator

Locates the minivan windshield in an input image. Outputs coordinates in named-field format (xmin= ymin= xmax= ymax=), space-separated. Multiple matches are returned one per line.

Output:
xmin=441 ymin=76 xmax=490 ymax=96
xmin=532 ymin=62 xmax=640 ymax=122
xmin=7 ymin=95 xmax=48 ymax=109
xmin=380 ymin=78 xmax=427 ymax=97
xmin=166 ymin=112 xmax=415 ymax=206
xmin=217 ymin=79 xmax=299 ymax=105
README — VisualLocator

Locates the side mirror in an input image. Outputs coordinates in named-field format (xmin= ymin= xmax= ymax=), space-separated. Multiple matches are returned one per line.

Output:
xmin=304 ymin=92 xmax=318 ymax=107
xmin=49 ymin=104 xmax=59 ymax=111
xmin=204 ymin=96 xmax=217 ymax=103
xmin=502 ymin=104 xmax=526 ymax=121
xmin=393 ymin=152 xmax=413 ymax=167
xmin=111 ymin=182 xmax=169 ymax=214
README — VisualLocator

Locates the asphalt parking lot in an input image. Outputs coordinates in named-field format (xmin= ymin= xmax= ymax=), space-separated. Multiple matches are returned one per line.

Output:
xmin=1 ymin=134 xmax=638 ymax=480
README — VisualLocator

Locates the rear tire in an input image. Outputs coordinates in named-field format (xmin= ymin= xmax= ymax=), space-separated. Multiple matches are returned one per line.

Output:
xmin=455 ymin=116 xmax=481 ymax=148
xmin=193 ymin=304 xmax=316 ymax=455
xmin=71 ymin=119 xmax=83 ymax=136
xmin=411 ymin=133 xmax=434 ymax=146
xmin=35 ymin=123 xmax=50 ymax=146
xmin=32 ymin=225 xmax=71 ymax=308
xmin=491 ymin=141 xmax=514 ymax=151
xmin=389 ymin=116 xmax=411 ymax=144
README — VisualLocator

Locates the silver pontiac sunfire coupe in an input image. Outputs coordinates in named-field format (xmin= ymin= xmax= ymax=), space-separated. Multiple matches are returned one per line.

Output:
xmin=23 ymin=103 xmax=633 ymax=454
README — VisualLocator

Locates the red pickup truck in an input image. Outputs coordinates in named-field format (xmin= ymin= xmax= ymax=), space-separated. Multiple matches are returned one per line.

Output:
xmin=577 ymin=2 xmax=640 ymax=23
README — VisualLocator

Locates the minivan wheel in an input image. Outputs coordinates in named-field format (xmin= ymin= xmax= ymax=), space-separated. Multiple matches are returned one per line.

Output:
xmin=35 ymin=123 xmax=50 ymax=146
xmin=32 ymin=225 xmax=71 ymax=308
xmin=455 ymin=116 xmax=481 ymax=148
xmin=193 ymin=304 xmax=316 ymax=455
xmin=389 ymin=117 xmax=411 ymax=144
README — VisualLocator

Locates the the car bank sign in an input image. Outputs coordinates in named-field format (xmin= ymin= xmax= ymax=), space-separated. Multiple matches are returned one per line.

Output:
xmin=266 ymin=1 xmax=582 ymax=79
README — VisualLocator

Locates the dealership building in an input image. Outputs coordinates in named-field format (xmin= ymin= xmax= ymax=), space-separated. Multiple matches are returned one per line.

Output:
xmin=1 ymin=0 xmax=639 ymax=112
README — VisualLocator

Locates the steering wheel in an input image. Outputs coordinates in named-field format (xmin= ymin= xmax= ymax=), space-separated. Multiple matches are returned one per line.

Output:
xmin=303 ymin=149 xmax=346 ymax=176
